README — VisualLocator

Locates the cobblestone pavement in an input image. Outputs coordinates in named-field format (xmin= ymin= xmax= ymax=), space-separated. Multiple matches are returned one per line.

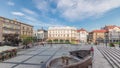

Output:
xmin=0 ymin=44 xmax=90 ymax=68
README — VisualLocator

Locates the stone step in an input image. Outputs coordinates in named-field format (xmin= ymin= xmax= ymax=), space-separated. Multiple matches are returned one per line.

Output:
xmin=103 ymin=49 xmax=120 ymax=67
xmin=98 ymin=47 xmax=120 ymax=68
xmin=99 ymin=48 xmax=118 ymax=68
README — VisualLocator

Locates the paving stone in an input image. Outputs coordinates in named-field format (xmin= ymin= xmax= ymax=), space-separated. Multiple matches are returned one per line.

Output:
xmin=24 ymin=56 xmax=50 ymax=64
xmin=0 ymin=44 xmax=113 ymax=68
xmin=14 ymin=64 xmax=41 ymax=68
xmin=4 ymin=55 xmax=32 ymax=63
xmin=0 ymin=63 xmax=16 ymax=68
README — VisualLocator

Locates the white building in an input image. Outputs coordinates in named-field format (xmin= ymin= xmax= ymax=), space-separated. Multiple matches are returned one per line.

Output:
xmin=77 ymin=28 xmax=88 ymax=43
xmin=48 ymin=26 xmax=77 ymax=43
xmin=37 ymin=29 xmax=48 ymax=42
xmin=33 ymin=30 xmax=38 ymax=37
xmin=103 ymin=25 xmax=120 ymax=43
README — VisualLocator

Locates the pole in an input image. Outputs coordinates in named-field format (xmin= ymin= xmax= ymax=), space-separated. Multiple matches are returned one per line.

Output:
xmin=105 ymin=32 xmax=108 ymax=47
xmin=118 ymin=32 xmax=120 ymax=47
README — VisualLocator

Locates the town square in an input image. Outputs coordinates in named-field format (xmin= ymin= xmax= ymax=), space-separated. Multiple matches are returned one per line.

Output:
xmin=0 ymin=0 xmax=120 ymax=68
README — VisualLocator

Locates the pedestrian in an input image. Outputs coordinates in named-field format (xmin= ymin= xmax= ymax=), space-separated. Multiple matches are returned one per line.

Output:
xmin=90 ymin=46 xmax=94 ymax=58
xmin=43 ymin=42 xmax=44 ymax=46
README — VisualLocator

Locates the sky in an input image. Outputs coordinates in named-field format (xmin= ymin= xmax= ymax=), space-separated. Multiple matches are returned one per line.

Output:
xmin=0 ymin=0 xmax=120 ymax=31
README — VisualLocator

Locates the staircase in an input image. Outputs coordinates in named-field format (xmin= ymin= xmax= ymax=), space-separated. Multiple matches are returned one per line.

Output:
xmin=98 ymin=47 xmax=120 ymax=68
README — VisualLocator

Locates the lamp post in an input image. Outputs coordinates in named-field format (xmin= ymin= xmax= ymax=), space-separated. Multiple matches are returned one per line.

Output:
xmin=105 ymin=32 xmax=108 ymax=47
xmin=118 ymin=32 xmax=120 ymax=47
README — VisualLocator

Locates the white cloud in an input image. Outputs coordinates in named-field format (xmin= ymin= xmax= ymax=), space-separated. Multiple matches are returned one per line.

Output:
xmin=33 ymin=0 xmax=120 ymax=21
xmin=7 ymin=1 xmax=15 ymax=6
xmin=22 ymin=8 xmax=37 ymax=15
xmin=57 ymin=0 xmax=120 ymax=21
xmin=11 ymin=12 xmax=24 ymax=16
xmin=33 ymin=0 xmax=50 ymax=12
xmin=24 ymin=16 xmax=37 ymax=21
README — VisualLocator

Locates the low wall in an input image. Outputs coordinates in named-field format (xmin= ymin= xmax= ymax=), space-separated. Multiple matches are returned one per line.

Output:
xmin=63 ymin=56 xmax=92 ymax=68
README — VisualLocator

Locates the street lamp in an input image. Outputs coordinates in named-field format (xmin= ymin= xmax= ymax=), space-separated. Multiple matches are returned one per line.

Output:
xmin=118 ymin=32 xmax=120 ymax=47
xmin=105 ymin=32 xmax=108 ymax=47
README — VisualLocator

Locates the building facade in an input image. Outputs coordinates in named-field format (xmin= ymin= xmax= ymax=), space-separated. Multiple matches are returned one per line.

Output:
xmin=0 ymin=18 xmax=3 ymax=42
xmin=88 ymin=30 xmax=106 ymax=44
xmin=0 ymin=17 xmax=21 ymax=42
xmin=77 ymin=28 xmax=88 ymax=44
xmin=33 ymin=30 xmax=38 ymax=38
xmin=48 ymin=26 xmax=77 ymax=43
xmin=37 ymin=29 xmax=48 ymax=42
xmin=0 ymin=16 xmax=33 ymax=42
xmin=20 ymin=23 xmax=33 ymax=37
xmin=102 ymin=25 xmax=120 ymax=43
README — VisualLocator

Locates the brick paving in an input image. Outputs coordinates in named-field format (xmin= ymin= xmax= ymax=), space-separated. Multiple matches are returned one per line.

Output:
xmin=0 ymin=44 xmax=90 ymax=68
xmin=0 ymin=44 xmax=113 ymax=68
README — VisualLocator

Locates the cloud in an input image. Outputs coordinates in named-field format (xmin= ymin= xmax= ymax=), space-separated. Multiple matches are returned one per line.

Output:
xmin=33 ymin=0 xmax=120 ymax=21
xmin=24 ymin=16 xmax=37 ymax=21
xmin=33 ymin=0 xmax=57 ymax=14
xmin=57 ymin=0 xmax=120 ymax=21
xmin=22 ymin=8 xmax=37 ymax=15
xmin=11 ymin=12 xmax=24 ymax=16
xmin=33 ymin=0 xmax=50 ymax=12
xmin=7 ymin=1 xmax=15 ymax=6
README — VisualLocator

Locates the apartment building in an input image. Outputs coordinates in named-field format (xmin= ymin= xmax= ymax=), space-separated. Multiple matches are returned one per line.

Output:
xmin=0 ymin=16 xmax=33 ymax=42
xmin=0 ymin=17 xmax=21 ymax=42
xmin=102 ymin=25 xmax=120 ymax=43
xmin=88 ymin=30 xmax=106 ymax=44
xmin=48 ymin=26 xmax=77 ymax=43
xmin=20 ymin=23 xmax=33 ymax=37
xmin=77 ymin=28 xmax=88 ymax=43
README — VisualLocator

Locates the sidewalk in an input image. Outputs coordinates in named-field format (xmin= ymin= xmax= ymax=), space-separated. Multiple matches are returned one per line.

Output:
xmin=92 ymin=46 xmax=112 ymax=68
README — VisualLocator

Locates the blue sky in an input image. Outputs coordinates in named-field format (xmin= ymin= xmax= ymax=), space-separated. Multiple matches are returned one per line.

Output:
xmin=0 ymin=0 xmax=120 ymax=31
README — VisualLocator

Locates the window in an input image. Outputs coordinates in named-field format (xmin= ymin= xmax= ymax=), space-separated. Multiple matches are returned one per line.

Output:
xmin=23 ymin=27 xmax=25 ymax=29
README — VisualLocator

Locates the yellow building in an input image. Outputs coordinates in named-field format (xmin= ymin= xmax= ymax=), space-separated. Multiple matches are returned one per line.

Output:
xmin=0 ymin=16 xmax=33 ymax=42
xmin=20 ymin=23 xmax=33 ymax=37
xmin=89 ymin=30 xmax=106 ymax=44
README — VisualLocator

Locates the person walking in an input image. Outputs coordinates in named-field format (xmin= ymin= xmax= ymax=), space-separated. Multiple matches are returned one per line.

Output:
xmin=90 ymin=46 xmax=94 ymax=58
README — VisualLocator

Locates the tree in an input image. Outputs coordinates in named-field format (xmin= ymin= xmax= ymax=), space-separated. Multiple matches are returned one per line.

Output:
xmin=65 ymin=40 xmax=70 ymax=44
xmin=53 ymin=39 xmax=58 ymax=43
xmin=47 ymin=40 xmax=52 ymax=43
xmin=3 ymin=34 xmax=21 ymax=46
xmin=22 ymin=37 xmax=33 ymax=45
xmin=60 ymin=39 xmax=63 ymax=43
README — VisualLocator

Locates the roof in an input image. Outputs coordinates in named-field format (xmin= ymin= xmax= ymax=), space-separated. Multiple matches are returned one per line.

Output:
xmin=77 ymin=28 xmax=87 ymax=32
xmin=103 ymin=25 xmax=117 ymax=30
xmin=92 ymin=29 xmax=106 ymax=33
xmin=48 ymin=26 xmax=77 ymax=30
xmin=0 ymin=16 xmax=33 ymax=27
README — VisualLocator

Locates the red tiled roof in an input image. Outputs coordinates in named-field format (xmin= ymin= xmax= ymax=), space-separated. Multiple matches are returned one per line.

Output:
xmin=77 ymin=28 xmax=87 ymax=32
xmin=92 ymin=29 xmax=106 ymax=33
